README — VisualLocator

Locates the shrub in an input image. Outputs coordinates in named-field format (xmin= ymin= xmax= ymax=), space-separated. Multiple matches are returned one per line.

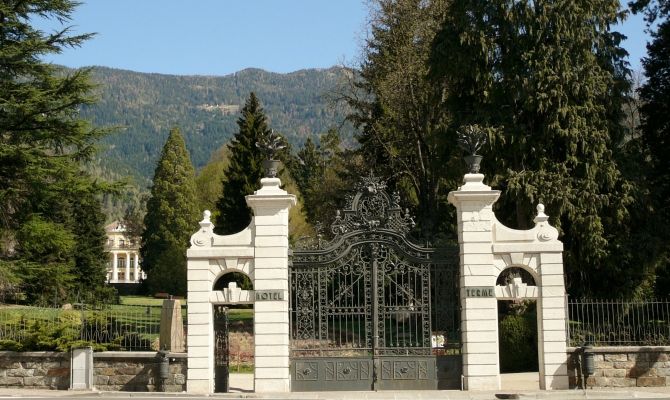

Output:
xmin=499 ymin=303 xmax=538 ymax=372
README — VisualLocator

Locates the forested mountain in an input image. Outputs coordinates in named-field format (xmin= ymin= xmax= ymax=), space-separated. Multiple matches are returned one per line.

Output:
xmin=81 ymin=66 xmax=354 ymax=187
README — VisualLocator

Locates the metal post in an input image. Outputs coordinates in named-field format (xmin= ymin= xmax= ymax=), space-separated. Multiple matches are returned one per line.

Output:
xmin=371 ymin=243 xmax=379 ymax=391
xmin=157 ymin=350 xmax=169 ymax=392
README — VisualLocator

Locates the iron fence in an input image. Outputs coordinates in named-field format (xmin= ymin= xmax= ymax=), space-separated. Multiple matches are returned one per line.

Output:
xmin=567 ymin=298 xmax=670 ymax=347
xmin=0 ymin=303 xmax=187 ymax=351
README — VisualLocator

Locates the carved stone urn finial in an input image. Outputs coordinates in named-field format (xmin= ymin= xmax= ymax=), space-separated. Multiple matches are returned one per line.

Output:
xmin=457 ymin=124 xmax=488 ymax=174
xmin=256 ymin=129 xmax=286 ymax=178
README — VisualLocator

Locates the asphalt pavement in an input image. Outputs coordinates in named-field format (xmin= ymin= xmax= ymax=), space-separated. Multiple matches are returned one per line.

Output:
xmin=0 ymin=373 xmax=669 ymax=400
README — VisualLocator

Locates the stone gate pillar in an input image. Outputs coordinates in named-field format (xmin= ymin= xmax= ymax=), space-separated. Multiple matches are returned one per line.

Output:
xmin=448 ymin=173 xmax=501 ymax=390
xmin=246 ymin=177 xmax=296 ymax=392
xmin=448 ymin=172 xmax=569 ymax=391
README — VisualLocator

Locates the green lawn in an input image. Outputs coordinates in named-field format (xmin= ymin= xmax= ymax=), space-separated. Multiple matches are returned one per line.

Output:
xmin=120 ymin=295 xmax=187 ymax=306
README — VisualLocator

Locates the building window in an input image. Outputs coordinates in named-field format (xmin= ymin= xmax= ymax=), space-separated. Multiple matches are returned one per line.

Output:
xmin=130 ymin=257 xmax=135 ymax=268
xmin=118 ymin=272 xmax=125 ymax=281
xmin=129 ymin=272 xmax=134 ymax=281
xmin=118 ymin=258 xmax=126 ymax=269
xmin=120 ymin=239 xmax=125 ymax=247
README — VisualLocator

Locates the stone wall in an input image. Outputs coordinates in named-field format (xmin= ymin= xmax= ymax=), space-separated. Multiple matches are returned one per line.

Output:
xmin=0 ymin=351 xmax=186 ymax=392
xmin=0 ymin=352 xmax=70 ymax=389
xmin=567 ymin=346 xmax=670 ymax=388
xmin=94 ymin=352 xmax=187 ymax=392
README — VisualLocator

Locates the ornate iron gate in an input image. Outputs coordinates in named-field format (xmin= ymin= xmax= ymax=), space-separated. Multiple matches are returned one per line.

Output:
xmin=289 ymin=175 xmax=460 ymax=391
xmin=213 ymin=305 xmax=229 ymax=393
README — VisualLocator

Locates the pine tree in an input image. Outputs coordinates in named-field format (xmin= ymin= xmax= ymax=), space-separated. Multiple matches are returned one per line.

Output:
xmin=214 ymin=93 xmax=270 ymax=235
xmin=430 ymin=0 xmax=636 ymax=297
xmin=0 ymin=0 xmax=111 ymax=303
xmin=140 ymin=127 xmax=199 ymax=296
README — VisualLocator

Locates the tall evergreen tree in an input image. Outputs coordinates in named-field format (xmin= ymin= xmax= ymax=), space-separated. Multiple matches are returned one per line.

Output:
xmin=0 ymin=0 xmax=111 ymax=303
xmin=214 ymin=93 xmax=269 ymax=235
xmin=140 ymin=128 xmax=198 ymax=296
xmin=633 ymin=0 xmax=670 ymax=297
xmin=343 ymin=0 xmax=459 ymax=240
xmin=430 ymin=0 xmax=637 ymax=297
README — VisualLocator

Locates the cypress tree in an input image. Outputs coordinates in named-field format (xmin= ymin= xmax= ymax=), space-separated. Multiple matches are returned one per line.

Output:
xmin=214 ymin=93 xmax=269 ymax=235
xmin=140 ymin=127 xmax=198 ymax=296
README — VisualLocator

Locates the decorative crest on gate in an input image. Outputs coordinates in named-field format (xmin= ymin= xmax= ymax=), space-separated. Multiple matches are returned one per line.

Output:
xmin=331 ymin=172 xmax=415 ymax=237
xmin=297 ymin=173 xmax=415 ymax=250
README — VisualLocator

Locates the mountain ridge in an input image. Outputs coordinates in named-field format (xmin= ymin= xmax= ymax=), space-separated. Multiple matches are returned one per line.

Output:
xmin=79 ymin=65 xmax=355 ymax=187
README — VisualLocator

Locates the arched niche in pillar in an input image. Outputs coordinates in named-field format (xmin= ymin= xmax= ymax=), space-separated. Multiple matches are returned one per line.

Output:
xmin=495 ymin=266 xmax=539 ymax=300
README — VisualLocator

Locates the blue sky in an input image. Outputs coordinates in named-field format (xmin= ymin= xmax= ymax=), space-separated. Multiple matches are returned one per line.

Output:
xmin=36 ymin=1 xmax=650 ymax=76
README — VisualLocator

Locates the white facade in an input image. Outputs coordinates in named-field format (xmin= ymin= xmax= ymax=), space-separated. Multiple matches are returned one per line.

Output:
xmin=448 ymin=172 xmax=569 ymax=390
xmin=105 ymin=221 xmax=144 ymax=284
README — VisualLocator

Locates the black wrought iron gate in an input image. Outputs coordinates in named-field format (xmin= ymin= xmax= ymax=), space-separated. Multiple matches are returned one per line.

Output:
xmin=289 ymin=175 xmax=460 ymax=392
xmin=213 ymin=305 xmax=229 ymax=393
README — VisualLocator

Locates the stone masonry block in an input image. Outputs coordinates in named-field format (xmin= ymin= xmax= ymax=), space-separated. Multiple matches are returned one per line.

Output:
xmin=463 ymin=353 xmax=498 ymax=365
xmin=462 ymin=329 xmax=498 ymax=343
xmin=254 ymin=236 xmax=288 ymax=247
xmin=541 ymin=341 xmax=567 ymax=354
xmin=461 ymin=231 xmax=494 ymax=242
xmin=462 ymin=276 xmax=496 ymax=286
xmin=254 ymin=378 xmax=290 ymax=392
xmin=253 ymin=257 xmax=288 ymax=268
xmin=613 ymin=361 xmax=635 ymax=369
xmin=252 ymin=268 xmax=287 ymax=280
xmin=541 ymin=286 xmax=566 ymax=297
xmin=540 ymin=253 xmax=564 ymax=264
xmin=187 ymin=313 xmax=210 ymax=325
xmin=540 ymin=274 xmax=565 ymax=286
xmin=255 ymin=356 xmax=289 ymax=368
xmin=543 ymin=363 xmax=568 ymax=376
xmin=255 ymin=345 xmax=289 ymax=357
xmin=540 ymin=296 xmax=566 ymax=308
xmin=543 ymin=352 xmax=569 ymax=365
xmin=254 ymin=367 xmax=289 ymax=379
xmin=462 ymin=307 xmax=497 ymax=321
xmin=542 ymin=330 xmax=567 ymax=342
xmin=253 ymin=280 xmax=288 ymax=291
xmin=187 ymin=357 xmax=210 ymax=369
xmin=539 ymin=263 xmax=564 ymax=275
xmin=463 ymin=341 xmax=498 ymax=354
xmin=604 ymin=354 xmax=628 ymax=362
xmin=187 ymin=280 xmax=212 ymax=292
xmin=255 ymin=334 xmax=290 ymax=346
xmin=187 ymin=291 xmax=211 ymax=303
xmin=253 ymin=311 xmax=288 ymax=323
xmin=254 ymin=301 xmax=288 ymax=313
xmin=541 ymin=319 xmax=566 ymax=331
xmin=462 ymin=242 xmax=493 ymax=254
xmin=637 ymin=377 xmax=666 ymax=387
xmin=541 ymin=308 xmax=567 ymax=319
xmin=603 ymin=369 xmax=627 ymax=378
xmin=253 ymin=322 xmax=288 ymax=335
xmin=462 ymin=297 xmax=497 ymax=309
xmin=462 ymin=364 xmax=499 ymax=377
xmin=463 ymin=318 xmax=498 ymax=331
xmin=255 ymin=247 xmax=288 ymax=258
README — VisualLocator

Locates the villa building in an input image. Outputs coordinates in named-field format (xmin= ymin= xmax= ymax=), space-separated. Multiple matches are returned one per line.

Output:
xmin=105 ymin=221 xmax=144 ymax=284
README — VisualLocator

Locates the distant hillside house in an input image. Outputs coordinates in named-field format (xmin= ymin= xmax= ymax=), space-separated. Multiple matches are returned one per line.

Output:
xmin=105 ymin=221 xmax=144 ymax=284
